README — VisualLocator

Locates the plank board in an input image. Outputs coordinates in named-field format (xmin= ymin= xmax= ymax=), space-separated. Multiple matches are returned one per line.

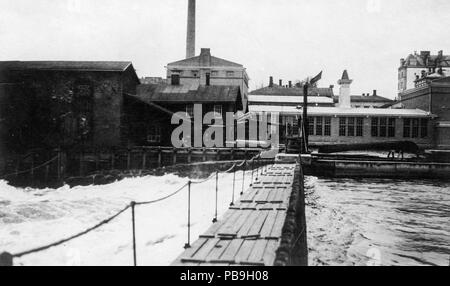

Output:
xmin=245 ymin=210 xmax=270 ymax=238
xmin=269 ymin=210 xmax=286 ymax=239
xmin=259 ymin=210 xmax=278 ymax=238
xmin=245 ymin=239 xmax=269 ymax=265
xmin=234 ymin=239 xmax=257 ymax=264
xmin=190 ymin=238 xmax=220 ymax=262
xmin=263 ymin=239 xmax=280 ymax=266
xmin=218 ymin=238 xmax=244 ymax=263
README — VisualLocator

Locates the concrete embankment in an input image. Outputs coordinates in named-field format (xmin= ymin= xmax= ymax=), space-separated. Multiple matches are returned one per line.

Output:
xmin=308 ymin=159 xmax=450 ymax=179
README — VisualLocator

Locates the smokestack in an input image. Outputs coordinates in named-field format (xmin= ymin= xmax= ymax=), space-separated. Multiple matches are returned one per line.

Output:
xmin=279 ymin=79 xmax=282 ymax=86
xmin=186 ymin=0 xmax=196 ymax=59
xmin=269 ymin=76 xmax=273 ymax=87
xmin=289 ymin=81 xmax=292 ymax=88
xmin=373 ymin=90 xmax=377 ymax=96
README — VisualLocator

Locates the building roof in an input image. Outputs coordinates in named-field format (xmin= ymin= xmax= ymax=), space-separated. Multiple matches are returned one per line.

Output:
xmin=248 ymin=95 xmax=334 ymax=104
xmin=167 ymin=48 xmax=243 ymax=68
xmin=248 ymin=105 xmax=432 ymax=117
xmin=401 ymin=52 xmax=450 ymax=68
xmin=341 ymin=70 xmax=350 ymax=80
xmin=350 ymin=95 xmax=394 ymax=103
xmin=0 ymin=61 xmax=134 ymax=72
xmin=135 ymin=84 xmax=242 ymax=103
xmin=249 ymin=85 xmax=334 ymax=97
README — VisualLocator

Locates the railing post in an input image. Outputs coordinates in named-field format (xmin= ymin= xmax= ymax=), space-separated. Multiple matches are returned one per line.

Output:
xmin=213 ymin=171 xmax=218 ymax=223
xmin=250 ymin=159 xmax=254 ymax=186
xmin=230 ymin=166 xmax=236 ymax=206
xmin=130 ymin=201 xmax=137 ymax=266
xmin=184 ymin=181 xmax=191 ymax=249
xmin=255 ymin=156 xmax=259 ymax=182
xmin=0 ymin=252 xmax=13 ymax=266
xmin=241 ymin=160 xmax=246 ymax=195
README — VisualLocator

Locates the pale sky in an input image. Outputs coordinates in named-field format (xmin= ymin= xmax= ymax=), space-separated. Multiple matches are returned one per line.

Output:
xmin=1 ymin=0 xmax=450 ymax=99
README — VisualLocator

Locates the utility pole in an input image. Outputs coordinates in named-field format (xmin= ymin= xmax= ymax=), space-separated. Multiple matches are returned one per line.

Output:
xmin=302 ymin=83 xmax=309 ymax=153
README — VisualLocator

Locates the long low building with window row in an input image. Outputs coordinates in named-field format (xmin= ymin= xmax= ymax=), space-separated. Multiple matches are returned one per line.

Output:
xmin=248 ymin=105 xmax=434 ymax=149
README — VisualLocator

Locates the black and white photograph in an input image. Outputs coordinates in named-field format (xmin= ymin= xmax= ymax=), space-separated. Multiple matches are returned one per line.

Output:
xmin=0 ymin=0 xmax=449 ymax=270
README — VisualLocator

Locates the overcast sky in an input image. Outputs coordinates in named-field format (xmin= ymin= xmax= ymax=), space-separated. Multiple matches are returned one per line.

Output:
xmin=1 ymin=0 xmax=450 ymax=98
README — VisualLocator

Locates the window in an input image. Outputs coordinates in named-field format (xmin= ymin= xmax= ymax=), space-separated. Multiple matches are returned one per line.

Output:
xmin=420 ymin=119 xmax=428 ymax=138
xmin=348 ymin=117 xmax=355 ymax=136
xmin=292 ymin=117 xmax=299 ymax=136
xmin=372 ymin=117 xmax=395 ymax=138
xmin=308 ymin=118 xmax=315 ymax=135
xmin=226 ymin=71 xmax=234 ymax=77
xmin=339 ymin=118 xmax=346 ymax=136
xmin=315 ymin=117 xmax=323 ymax=136
xmin=403 ymin=118 xmax=428 ymax=138
xmin=403 ymin=119 xmax=411 ymax=138
xmin=324 ymin=117 xmax=331 ymax=136
xmin=211 ymin=71 xmax=219 ymax=77
xmin=339 ymin=117 xmax=363 ymax=137
xmin=192 ymin=70 xmax=199 ymax=77
xmin=356 ymin=118 xmax=363 ymax=137
xmin=412 ymin=119 xmax=419 ymax=138
xmin=171 ymin=74 xmax=180 ymax=85
xmin=147 ymin=126 xmax=161 ymax=143
xmin=380 ymin=118 xmax=387 ymax=137
xmin=388 ymin=118 xmax=396 ymax=137
xmin=206 ymin=73 xmax=210 ymax=86
xmin=371 ymin=118 xmax=379 ymax=137
xmin=186 ymin=105 xmax=194 ymax=118
xmin=213 ymin=105 xmax=222 ymax=118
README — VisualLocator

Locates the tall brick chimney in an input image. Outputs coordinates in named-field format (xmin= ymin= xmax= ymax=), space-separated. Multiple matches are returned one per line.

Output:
xmin=186 ymin=0 xmax=196 ymax=59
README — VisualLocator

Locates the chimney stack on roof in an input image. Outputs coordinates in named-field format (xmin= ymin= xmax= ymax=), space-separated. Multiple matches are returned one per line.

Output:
xmin=289 ymin=81 xmax=292 ymax=88
xmin=186 ymin=0 xmax=196 ymax=59
xmin=279 ymin=79 xmax=283 ymax=87
xmin=269 ymin=76 xmax=273 ymax=88
xmin=373 ymin=90 xmax=377 ymax=96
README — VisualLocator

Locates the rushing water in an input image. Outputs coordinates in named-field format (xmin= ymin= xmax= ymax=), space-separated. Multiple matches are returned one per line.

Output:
xmin=305 ymin=176 xmax=450 ymax=266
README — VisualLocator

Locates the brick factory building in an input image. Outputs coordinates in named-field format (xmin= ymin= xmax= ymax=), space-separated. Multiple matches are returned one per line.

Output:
xmin=0 ymin=61 xmax=140 ymax=155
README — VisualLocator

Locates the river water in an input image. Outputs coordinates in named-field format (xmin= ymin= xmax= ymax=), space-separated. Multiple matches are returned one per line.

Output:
xmin=305 ymin=176 xmax=450 ymax=266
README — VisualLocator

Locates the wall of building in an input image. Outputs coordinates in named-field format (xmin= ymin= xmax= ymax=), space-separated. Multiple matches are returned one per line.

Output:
xmin=280 ymin=115 xmax=433 ymax=149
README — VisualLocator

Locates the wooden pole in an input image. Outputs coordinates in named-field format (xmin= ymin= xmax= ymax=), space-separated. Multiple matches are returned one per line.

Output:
xmin=184 ymin=181 xmax=191 ymax=249
xmin=130 ymin=201 xmax=137 ymax=266
xmin=212 ymin=171 xmax=218 ymax=223
xmin=303 ymin=83 xmax=309 ymax=153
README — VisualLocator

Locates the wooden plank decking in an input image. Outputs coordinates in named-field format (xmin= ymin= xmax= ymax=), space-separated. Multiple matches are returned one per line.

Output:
xmin=171 ymin=163 xmax=296 ymax=266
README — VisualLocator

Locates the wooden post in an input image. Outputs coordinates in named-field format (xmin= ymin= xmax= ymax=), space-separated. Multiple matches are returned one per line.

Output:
xmin=212 ymin=171 xmax=218 ymax=223
xmin=187 ymin=148 xmax=192 ymax=164
xmin=202 ymin=148 xmax=206 ymax=162
xmin=142 ymin=150 xmax=147 ymax=170
xmin=184 ymin=181 xmax=191 ymax=249
xmin=57 ymin=149 xmax=61 ymax=181
xmin=173 ymin=148 xmax=177 ymax=166
xmin=127 ymin=149 xmax=131 ymax=170
xmin=30 ymin=154 xmax=35 ymax=184
xmin=158 ymin=147 xmax=162 ymax=168
xmin=130 ymin=202 xmax=137 ymax=266
xmin=303 ymin=83 xmax=309 ymax=153
xmin=230 ymin=149 xmax=234 ymax=161
xmin=0 ymin=252 xmax=13 ymax=266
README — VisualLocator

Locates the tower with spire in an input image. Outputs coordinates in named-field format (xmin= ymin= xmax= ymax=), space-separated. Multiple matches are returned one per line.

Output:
xmin=337 ymin=70 xmax=353 ymax=108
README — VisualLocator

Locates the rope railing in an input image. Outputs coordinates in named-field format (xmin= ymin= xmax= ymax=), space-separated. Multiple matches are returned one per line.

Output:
xmin=0 ymin=156 xmax=59 ymax=179
xmin=0 ymin=153 xmax=274 ymax=266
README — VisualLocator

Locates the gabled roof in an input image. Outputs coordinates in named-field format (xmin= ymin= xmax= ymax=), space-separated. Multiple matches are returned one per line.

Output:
xmin=1 ymin=61 xmax=134 ymax=72
xmin=136 ymin=84 xmax=241 ymax=103
xmin=249 ymin=85 xmax=334 ymax=97
xmin=341 ymin=70 xmax=350 ymax=80
xmin=167 ymin=48 xmax=243 ymax=68
xmin=350 ymin=95 xmax=394 ymax=103
xmin=168 ymin=56 xmax=243 ymax=68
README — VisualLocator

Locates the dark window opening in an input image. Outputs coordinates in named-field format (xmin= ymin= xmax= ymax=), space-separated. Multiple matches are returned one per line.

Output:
xmin=171 ymin=74 xmax=180 ymax=85
xmin=206 ymin=73 xmax=210 ymax=86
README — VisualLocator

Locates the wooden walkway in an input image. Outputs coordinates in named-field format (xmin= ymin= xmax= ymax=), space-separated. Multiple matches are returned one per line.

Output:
xmin=171 ymin=163 xmax=296 ymax=266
